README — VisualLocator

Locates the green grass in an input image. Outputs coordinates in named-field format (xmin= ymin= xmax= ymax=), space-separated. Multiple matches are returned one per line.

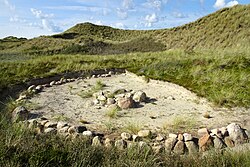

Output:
xmin=78 ymin=80 xmax=106 ymax=98
xmin=105 ymin=107 xmax=120 ymax=119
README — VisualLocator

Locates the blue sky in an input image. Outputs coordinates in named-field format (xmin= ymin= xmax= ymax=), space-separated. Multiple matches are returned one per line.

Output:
xmin=0 ymin=0 xmax=249 ymax=38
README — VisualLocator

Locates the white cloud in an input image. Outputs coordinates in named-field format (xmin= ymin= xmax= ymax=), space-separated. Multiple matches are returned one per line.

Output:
xmin=30 ymin=8 xmax=62 ymax=32
xmin=214 ymin=0 xmax=239 ymax=9
xmin=143 ymin=0 xmax=168 ymax=11
xmin=225 ymin=0 xmax=239 ymax=7
xmin=3 ymin=0 xmax=15 ymax=11
xmin=10 ymin=15 xmax=26 ymax=23
xmin=122 ymin=0 xmax=134 ymax=9
xmin=117 ymin=8 xmax=128 ymax=19
xmin=172 ymin=12 xmax=187 ymax=18
xmin=145 ymin=13 xmax=158 ymax=27
xmin=114 ymin=22 xmax=126 ymax=29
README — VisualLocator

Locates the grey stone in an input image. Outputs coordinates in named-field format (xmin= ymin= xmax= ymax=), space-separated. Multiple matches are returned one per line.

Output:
xmin=44 ymin=122 xmax=57 ymax=128
xmin=156 ymin=134 xmax=165 ymax=142
xmin=121 ymin=132 xmax=132 ymax=140
xmin=213 ymin=136 xmax=226 ymax=149
xmin=132 ymin=135 xmax=142 ymax=142
xmin=104 ymin=138 xmax=114 ymax=147
xmin=183 ymin=133 xmax=193 ymax=141
xmin=92 ymin=136 xmax=102 ymax=146
xmin=58 ymin=126 xmax=70 ymax=133
xmin=44 ymin=128 xmax=57 ymax=134
xmin=107 ymin=98 xmax=115 ymax=105
xmin=117 ymin=97 xmax=134 ymax=109
xmin=12 ymin=106 xmax=30 ymax=122
xmin=50 ymin=81 xmax=56 ymax=86
xmin=57 ymin=122 xmax=68 ymax=129
xmin=75 ymin=126 xmax=87 ymax=133
xmin=138 ymin=130 xmax=152 ymax=138
xmin=82 ymin=131 xmax=93 ymax=137
xmin=173 ymin=141 xmax=185 ymax=154
xmin=178 ymin=134 xmax=184 ymax=141
xmin=27 ymin=85 xmax=36 ymax=92
xmin=165 ymin=137 xmax=177 ymax=152
xmin=115 ymin=139 xmax=127 ymax=149
xmin=68 ymin=126 xmax=76 ymax=134
xmin=169 ymin=133 xmax=178 ymax=139
xmin=185 ymin=141 xmax=198 ymax=154
xmin=226 ymin=123 xmax=248 ymax=145
xmin=133 ymin=91 xmax=147 ymax=102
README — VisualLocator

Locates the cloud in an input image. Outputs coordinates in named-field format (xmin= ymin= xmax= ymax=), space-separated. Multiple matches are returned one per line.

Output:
xmin=122 ymin=0 xmax=134 ymax=9
xmin=114 ymin=22 xmax=126 ymax=29
xmin=145 ymin=13 xmax=158 ymax=27
xmin=214 ymin=0 xmax=239 ymax=9
xmin=3 ymin=0 xmax=15 ymax=11
xmin=30 ymin=8 xmax=62 ymax=32
xmin=143 ymin=0 xmax=168 ymax=11
xmin=117 ymin=8 xmax=128 ymax=19
xmin=10 ymin=15 xmax=27 ymax=23
xmin=172 ymin=12 xmax=187 ymax=18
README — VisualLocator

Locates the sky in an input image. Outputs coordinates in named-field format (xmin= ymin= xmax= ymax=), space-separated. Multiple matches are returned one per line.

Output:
xmin=0 ymin=0 xmax=249 ymax=38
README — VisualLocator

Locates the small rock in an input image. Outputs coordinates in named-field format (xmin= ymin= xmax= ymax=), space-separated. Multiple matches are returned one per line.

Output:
xmin=169 ymin=133 xmax=178 ymax=139
xmin=97 ymin=95 xmax=107 ymax=101
xmin=132 ymin=135 xmax=142 ymax=142
xmin=44 ymin=128 xmax=57 ymax=134
xmin=133 ymin=91 xmax=147 ymax=102
xmin=92 ymin=136 xmax=102 ymax=146
xmin=28 ymin=119 xmax=38 ymax=129
xmin=183 ymin=133 xmax=193 ymax=142
xmin=213 ymin=136 xmax=226 ymax=149
xmin=27 ymin=85 xmax=36 ymax=92
xmin=117 ymin=97 xmax=134 ymax=109
xmin=57 ymin=122 xmax=68 ymax=129
xmin=115 ymin=139 xmax=127 ymax=149
xmin=167 ymin=95 xmax=175 ymax=100
xmin=198 ymin=134 xmax=214 ymax=152
xmin=138 ymin=130 xmax=152 ymax=138
xmin=12 ymin=106 xmax=30 ymax=122
xmin=185 ymin=141 xmax=198 ymax=154
xmin=82 ymin=131 xmax=93 ymax=137
xmin=121 ymin=132 xmax=132 ymax=140
xmin=156 ymin=134 xmax=165 ymax=142
xmin=138 ymin=141 xmax=150 ymax=150
xmin=178 ymin=134 xmax=184 ymax=141
xmin=219 ymin=127 xmax=228 ymax=137
xmin=44 ymin=122 xmax=57 ymax=128
xmin=16 ymin=94 xmax=28 ymax=101
xmin=108 ymin=71 xmax=115 ymax=75
xmin=104 ymin=138 xmax=114 ymax=147
xmin=50 ymin=81 xmax=56 ymax=86
xmin=224 ymin=136 xmax=235 ymax=148
xmin=40 ymin=120 xmax=49 ymax=126
xmin=35 ymin=85 xmax=43 ymax=92
xmin=173 ymin=141 xmax=185 ymax=154
xmin=107 ymin=98 xmax=115 ymax=105
xmin=165 ymin=137 xmax=177 ymax=152
xmin=198 ymin=128 xmax=210 ymax=137
xmin=58 ymin=126 xmax=70 ymax=133
xmin=152 ymin=144 xmax=165 ymax=154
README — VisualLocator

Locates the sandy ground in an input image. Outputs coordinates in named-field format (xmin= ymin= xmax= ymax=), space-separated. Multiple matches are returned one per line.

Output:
xmin=29 ymin=72 xmax=250 ymax=133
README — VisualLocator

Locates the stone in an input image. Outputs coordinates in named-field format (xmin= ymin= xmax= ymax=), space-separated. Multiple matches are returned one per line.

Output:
xmin=165 ymin=137 xmax=177 ymax=152
xmin=50 ymin=81 xmax=56 ymax=86
xmin=178 ymin=134 xmax=184 ymax=141
xmin=44 ymin=128 xmax=57 ymax=134
xmin=152 ymin=144 xmax=165 ymax=154
xmin=35 ymin=85 xmax=43 ymax=92
xmin=169 ymin=133 xmax=178 ymax=139
xmin=12 ymin=106 xmax=30 ymax=122
xmin=198 ymin=128 xmax=210 ymax=137
xmin=219 ymin=127 xmax=228 ymax=137
xmin=97 ymin=95 xmax=107 ymax=101
xmin=28 ymin=119 xmax=38 ymax=129
xmin=115 ymin=139 xmax=127 ymax=149
xmin=183 ymin=133 xmax=193 ymax=142
xmin=198 ymin=134 xmax=214 ymax=152
xmin=117 ymin=97 xmax=134 ymax=109
xmin=92 ymin=136 xmax=102 ymax=146
xmin=213 ymin=136 xmax=226 ymax=149
xmin=16 ymin=94 xmax=28 ymax=101
xmin=132 ymin=135 xmax=142 ymax=142
xmin=133 ymin=91 xmax=147 ymax=102
xmin=27 ymin=85 xmax=36 ymax=92
xmin=106 ymin=98 xmax=115 ymax=105
xmin=82 ymin=131 xmax=93 ymax=137
xmin=44 ymin=122 xmax=57 ymax=128
xmin=40 ymin=120 xmax=49 ymax=126
xmin=185 ymin=141 xmax=198 ymax=154
xmin=224 ymin=136 xmax=235 ymax=148
xmin=156 ymin=134 xmax=165 ymax=142
xmin=57 ymin=122 xmax=68 ymax=129
xmin=138 ymin=141 xmax=150 ymax=150
xmin=138 ymin=130 xmax=152 ymax=138
xmin=75 ymin=126 xmax=87 ymax=133
xmin=68 ymin=126 xmax=76 ymax=134
xmin=167 ymin=96 xmax=175 ymax=100
xmin=108 ymin=71 xmax=115 ymax=75
xmin=104 ymin=138 xmax=113 ymax=147
xmin=58 ymin=126 xmax=70 ymax=133
xmin=173 ymin=141 xmax=185 ymax=154
xmin=121 ymin=132 xmax=132 ymax=140
xmin=226 ymin=123 xmax=248 ymax=145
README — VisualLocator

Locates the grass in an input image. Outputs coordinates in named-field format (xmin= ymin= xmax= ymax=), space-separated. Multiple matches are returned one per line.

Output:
xmin=78 ymin=80 xmax=106 ymax=98
xmin=105 ymin=106 xmax=120 ymax=119
xmin=123 ymin=121 xmax=142 ymax=134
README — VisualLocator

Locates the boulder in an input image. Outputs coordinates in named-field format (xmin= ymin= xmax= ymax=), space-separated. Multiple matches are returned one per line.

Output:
xmin=224 ymin=136 xmax=235 ymax=148
xmin=50 ymin=81 xmax=56 ymax=86
xmin=133 ymin=91 xmax=147 ymax=102
xmin=226 ymin=123 xmax=248 ymax=145
xmin=117 ymin=97 xmax=134 ymax=109
xmin=138 ymin=130 xmax=152 ymax=138
xmin=132 ymin=135 xmax=142 ymax=142
xmin=178 ymin=134 xmax=184 ymax=141
xmin=183 ymin=133 xmax=193 ymax=142
xmin=44 ymin=128 xmax=57 ymax=134
xmin=121 ymin=132 xmax=132 ymax=140
xmin=185 ymin=141 xmax=198 ymax=154
xmin=198 ymin=134 xmax=214 ymax=152
xmin=155 ymin=134 xmax=165 ymax=142
xmin=35 ymin=85 xmax=43 ymax=92
xmin=165 ymin=137 xmax=177 ymax=152
xmin=198 ymin=128 xmax=210 ymax=137
xmin=213 ymin=136 xmax=226 ymax=149
xmin=12 ymin=106 xmax=30 ymax=122
xmin=169 ymin=133 xmax=178 ymax=139
xmin=115 ymin=139 xmax=127 ymax=149
xmin=27 ymin=85 xmax=36 ymax=92
xmin=92 ymin=136 xmax=102 ymax=146
xmin=82 ymin=131 xmax=93 ymax=137
xmin=173 ymin=141 xmax=185 ymax=154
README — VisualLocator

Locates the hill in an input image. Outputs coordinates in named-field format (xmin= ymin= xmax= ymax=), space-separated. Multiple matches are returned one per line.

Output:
xmin=0 ymin=4 xmax=249 ymax=55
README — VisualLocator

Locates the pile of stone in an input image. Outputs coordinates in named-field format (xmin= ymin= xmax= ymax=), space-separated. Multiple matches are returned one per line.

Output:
xmin=92 ymin=89 xmax=147 ymax=109
xmin=12 ymin=106 xmax=249 ymax=155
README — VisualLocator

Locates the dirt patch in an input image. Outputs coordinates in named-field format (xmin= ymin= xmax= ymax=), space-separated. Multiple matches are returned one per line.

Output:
xmin=28 ymin=71 xmax=250 ymax=134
